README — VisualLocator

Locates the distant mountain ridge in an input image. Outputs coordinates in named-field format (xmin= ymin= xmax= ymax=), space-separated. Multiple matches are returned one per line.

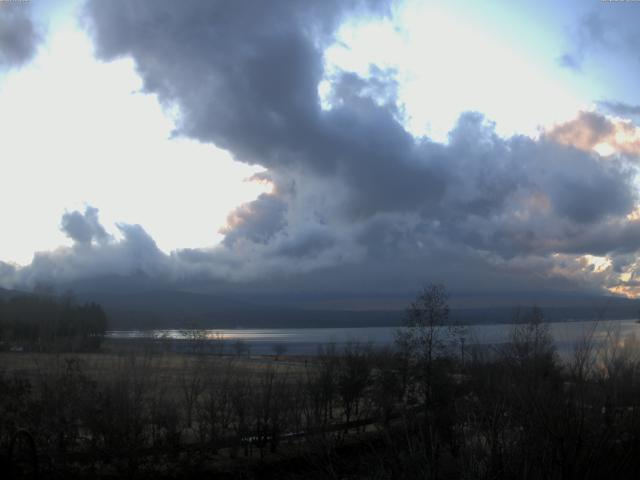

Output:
xmin=76 ymin=289 xmax=640 ymax=330
xmin=0 ymin=287 xmax=23 ymax=300
xmin=3 ymin=285 xmax=639 ymax=329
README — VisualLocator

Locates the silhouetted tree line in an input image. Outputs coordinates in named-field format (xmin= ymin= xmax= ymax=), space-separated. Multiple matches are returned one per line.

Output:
xmin=3 ymin=285 xmax=640 ymax=478
xmin=0 ymin=293 xmax=107 ymax=351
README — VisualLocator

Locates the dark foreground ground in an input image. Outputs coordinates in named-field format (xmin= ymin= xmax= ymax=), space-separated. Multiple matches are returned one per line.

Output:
xmin=4 ymin=320 xmax=640 ymax=479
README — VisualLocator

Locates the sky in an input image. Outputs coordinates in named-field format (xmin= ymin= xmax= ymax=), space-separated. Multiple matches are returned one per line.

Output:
xmin=2 ymin=0 xmax=640 ymax=306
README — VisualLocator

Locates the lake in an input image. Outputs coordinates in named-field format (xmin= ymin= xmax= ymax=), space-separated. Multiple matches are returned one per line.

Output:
xmin=107 ymin=318 xmax=640 ymax=357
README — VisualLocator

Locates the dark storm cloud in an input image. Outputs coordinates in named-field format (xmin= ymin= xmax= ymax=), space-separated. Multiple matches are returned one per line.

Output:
xmin=274 ymin=229 xmax=336 ymax=259
xmin=4 ymin=0 xmax=640 ymax=301
xmin=84 ymin=0 xmax=454 ymax=219
xmin=85 ymin=0 xmax=635 ymax=230
xmin=221 ymin=194 xmax=288 ymax=246
xmin=557 ymin=221 xmax=640 ymax=257
xmin=0 ymin=3 xmax=41 ymax=68
xmin=443 ymin=114 xmax=634 ymax=226
xmin=84 ymin=0 xmax=389 ymax=171
xmin=327 ymin=67 xmax=401 ymax=115
xmin=535 ymin=144 xmax=633 ymax=224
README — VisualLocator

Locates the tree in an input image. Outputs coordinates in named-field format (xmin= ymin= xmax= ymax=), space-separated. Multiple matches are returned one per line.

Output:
xmin=394 ymin=284 xmax=461 ymax=478
xmin=396 ymin=284 xmax=459 ymax=379
xmin=179 ymin=357 xmax=205 ymax=428
xmin=337 ymin=342 xmax=372 ymax=429
xmin=0 ymin=293 xmax=107 ymax=351
xmin=179 ymin=320 xmax=207 ymax=354
xmin=503 ymin=306 xmax=557 ymax=377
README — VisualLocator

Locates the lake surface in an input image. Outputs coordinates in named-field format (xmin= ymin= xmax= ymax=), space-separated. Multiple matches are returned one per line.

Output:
xmin=107 ymin=318 xmax=640 ymax=357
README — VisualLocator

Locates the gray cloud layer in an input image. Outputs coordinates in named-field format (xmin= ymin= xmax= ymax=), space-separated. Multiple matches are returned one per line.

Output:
xmin=2 ymin=0 xmax=640 ymax=302
xmin=0 ymin=3 xmax=41 ymax=69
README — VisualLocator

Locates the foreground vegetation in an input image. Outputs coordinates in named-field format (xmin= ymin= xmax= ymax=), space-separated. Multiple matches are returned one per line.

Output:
xmin=2 ymin=286 xmax=640 ymax=478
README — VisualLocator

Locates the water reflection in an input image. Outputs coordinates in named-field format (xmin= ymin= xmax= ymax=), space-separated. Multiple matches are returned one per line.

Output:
xmin=107 ymin=319 xmax=640 ymax=356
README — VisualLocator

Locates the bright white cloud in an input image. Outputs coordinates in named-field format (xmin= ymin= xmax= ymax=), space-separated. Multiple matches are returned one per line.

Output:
xmin=0 ymin=16 xmax=268 ymax=265
xmin=324 ymin=1 xmax=590 ymax=142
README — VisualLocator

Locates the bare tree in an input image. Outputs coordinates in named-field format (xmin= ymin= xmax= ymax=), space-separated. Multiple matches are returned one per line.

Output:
xmin=196 ymin=358 xmax=235 ymax=452
xmin=180 ymin=321 xmax=208 ymax=354
xmin=337 ymin=342 xmax=372 ymax=429
xmin=394 ymin=284 xmax=463 ymax=478
xmin=178 ymin=357 xmax=205 ymax=429
xmin=395 ymin=284 xmax=462 ymax=397
xmin=502 ymin=306 xmax=557 ymax=378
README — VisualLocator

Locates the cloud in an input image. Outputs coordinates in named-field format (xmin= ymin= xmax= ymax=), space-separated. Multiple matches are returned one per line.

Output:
xmin=274 ymin=229 xmax=336 ymax=259
xmin=560 ymin=6 xmax=640 ymax=71
xmin=546 ymin=111 xmax=640 ymax=157
xmin=557 ymin=53 xmax=582 ymax=72
xmin=5 ymin=1 xmax=640 ymax=302
xmin=83 ymin=0 xmax=389 ymax=170
xmin=545 ymin=111 xmax=614 ymax=151
xmin=61 ymin=206 xmax=110 ymax=245
xmin=0 ymin=261 xmax=17 ymax=289
xmin=0 ymin=208 xmax=171 ymax=288
xmin=221 ymin=194 xmax=288 ymax=246
xmin=85 ymin=1 xmax=637 ymax=230
xmin=0 ymin=3 xmax=42 ymax=69
xmin=599 ymin=101 xmax=640 ymax=118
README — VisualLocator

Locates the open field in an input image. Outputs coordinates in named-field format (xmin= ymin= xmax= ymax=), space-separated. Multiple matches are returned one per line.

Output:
xmin=0 ymin=344 xmax=398 ymax=479
xmin=0 ymin=350 xmax=310 ymax=382
xmin=5 ymin=315 xmax=640 ymax=478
